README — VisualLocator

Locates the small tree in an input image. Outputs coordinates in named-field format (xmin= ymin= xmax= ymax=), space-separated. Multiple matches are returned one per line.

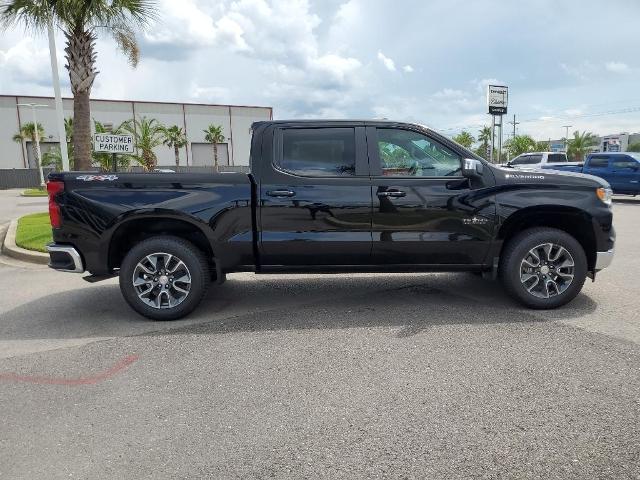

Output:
xmin=534 ymin=140 xmax=550 ymax=151
xmin=162 ymin=125 xmax=187 ymax=167
xmin=452 ymin=131 xmax=475 ymax=149
xmin=627 ymin=142 xmax=640 ymax=152
xmin=121 ymin=117 xmax=165 ymax=171
xmin=505 ymin=135 xmax=536 ymax=158
xmin=13 ymin=122 xmax=45 ymax=166
xmin=204 ymin=124 xmax=226 ymax=171
xmin=567 ymin=131 xmax=598 ymax=161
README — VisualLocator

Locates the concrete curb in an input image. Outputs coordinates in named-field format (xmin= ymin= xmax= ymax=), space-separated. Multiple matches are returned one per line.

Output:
xmin=1 ymin=219 xmax=49 ymax=265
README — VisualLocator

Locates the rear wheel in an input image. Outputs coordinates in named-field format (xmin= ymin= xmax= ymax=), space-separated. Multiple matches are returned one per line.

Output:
xmin=119 ymin=236 xmax=209 ymax=320
xmin=500 ymin=227 xmax=587 ymax=309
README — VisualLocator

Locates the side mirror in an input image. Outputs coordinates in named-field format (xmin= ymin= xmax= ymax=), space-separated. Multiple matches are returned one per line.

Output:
xmin=462 ymin=158 xmax=484 ymax=178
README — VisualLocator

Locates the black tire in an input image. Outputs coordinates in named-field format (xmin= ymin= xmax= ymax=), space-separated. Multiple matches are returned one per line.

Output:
xmin=499 ymin=227 xmax=587 ymax=309
xmin=119 ymin=236 xmax=209 ymax=320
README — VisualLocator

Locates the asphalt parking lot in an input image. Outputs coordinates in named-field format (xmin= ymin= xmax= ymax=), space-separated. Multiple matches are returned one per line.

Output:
xmin=0 ymin=190 xmax=639 ymax=479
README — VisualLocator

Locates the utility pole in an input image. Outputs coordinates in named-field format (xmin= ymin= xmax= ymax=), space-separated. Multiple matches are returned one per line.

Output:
xmin=47 ymin=21 xmax=69 ymax=171
xmin=508 ymin=114 xmax=519 ymax=139
xmin=562 ymin=125 xmax=572 ymax=152
xmin=507 ymin=114 xmax=519 ymax=160
xmin=17 ymin=103 xmax=48 ymax=187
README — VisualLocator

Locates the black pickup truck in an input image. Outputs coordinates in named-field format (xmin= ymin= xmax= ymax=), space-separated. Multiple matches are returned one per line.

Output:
xmin=46 ymin=120 xmax=615 ymax=320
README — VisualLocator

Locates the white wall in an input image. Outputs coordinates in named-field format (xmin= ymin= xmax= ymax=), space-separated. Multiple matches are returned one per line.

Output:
xmin=230 ymin=106 xmax=272 ymax=166
xmin=1 ymin=95 xmax=272 ymax=169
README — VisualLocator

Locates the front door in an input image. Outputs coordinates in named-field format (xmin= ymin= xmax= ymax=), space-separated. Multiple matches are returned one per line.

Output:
xmin=609 ymin=155 xmax=640 ymax=194
xmin=368 ymin=126 xmax=495 ymax=266
xmin=258 ymin=124 xmax=372 ymax=266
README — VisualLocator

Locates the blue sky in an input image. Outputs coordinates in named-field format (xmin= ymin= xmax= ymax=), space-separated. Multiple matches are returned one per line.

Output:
xmin=1 ymin=0 xmax=639 ymax=141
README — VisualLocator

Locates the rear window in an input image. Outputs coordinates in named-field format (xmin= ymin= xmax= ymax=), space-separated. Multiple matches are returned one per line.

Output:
xmin=548 ymin=153 xmax=567 ymax=163
xmin=280 ymin=128 xmax=355 ymax=176
xmin=589 ymin=156 xmax=610 ymax=168
xmin=511 ymin=154 xmax=543 ymax=165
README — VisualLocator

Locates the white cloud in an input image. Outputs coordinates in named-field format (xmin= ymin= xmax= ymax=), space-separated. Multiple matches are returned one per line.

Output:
xmin=605 ymin=61 xmax=629 ymax=73
xmin=402 ymin=65 xmax=414 ymax=73
xmin=377 ymin=51 xmax=396 ymax=71
xmin=0 ymin=37 xmax=53 ymax=83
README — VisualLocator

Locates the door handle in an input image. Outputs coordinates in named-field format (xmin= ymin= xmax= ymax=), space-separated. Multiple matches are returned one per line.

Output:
xmin=267 ymin=189 xmax=296 ymax=197
xmin=378 ymin=190 xmax=406 ymax=198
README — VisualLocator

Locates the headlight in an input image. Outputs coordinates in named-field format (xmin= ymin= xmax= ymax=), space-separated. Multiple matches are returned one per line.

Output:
xmin=596 ymin=187 xmax=613 ymax=205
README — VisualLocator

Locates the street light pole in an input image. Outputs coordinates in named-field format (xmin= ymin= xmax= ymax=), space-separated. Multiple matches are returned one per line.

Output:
xmin=48 ymin=21 xmax=70 ymax=171
xmin=17 ymin=103 xmax=48 ymax=187
xmin=562 ymin=125 xmax=572 ymax=152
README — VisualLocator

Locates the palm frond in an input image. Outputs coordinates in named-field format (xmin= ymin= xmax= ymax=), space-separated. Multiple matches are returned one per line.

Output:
xmin=0 ymin=0 xmax=54 ymax=32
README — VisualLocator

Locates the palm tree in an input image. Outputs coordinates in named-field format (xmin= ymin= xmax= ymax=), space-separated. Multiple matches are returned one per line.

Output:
xmin=477 ymin=126 xmax=492 ymax=159
xmin=121 ymin=116 xmax=164 ymax=171
xmin=452 ymin=131 xmax=475 ymax=149
xmin=162 ymin=125 xmax=187 ymax=167
xmin=13 ymin=122 xmax=45 ymax=166
xmin=1 ymin=0 xmax=158 ymax=171
xmin=567 ymin=131 xmax=598 ymax=161
xmin=204 ymin=124 xmax=226 ymax=171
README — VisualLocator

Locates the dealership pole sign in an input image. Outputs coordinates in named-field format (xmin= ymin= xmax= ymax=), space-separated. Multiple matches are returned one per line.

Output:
xmin=487 ymin=85 xmax=508 ymax=164
xmin=487 ymin=85 xmax=508 ymax=115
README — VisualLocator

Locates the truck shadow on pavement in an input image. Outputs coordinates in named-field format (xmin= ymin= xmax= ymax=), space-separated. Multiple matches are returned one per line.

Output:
xmin=0 ymin=273 xmax=598 ymax=342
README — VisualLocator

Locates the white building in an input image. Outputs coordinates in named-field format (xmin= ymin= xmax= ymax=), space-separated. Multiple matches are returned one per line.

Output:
xmin=0 ymin=95 xmax=272 ymax=169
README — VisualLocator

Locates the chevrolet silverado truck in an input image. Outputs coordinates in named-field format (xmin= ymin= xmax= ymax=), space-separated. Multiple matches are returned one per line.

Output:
xmin=542 ymin=152 xmax=640 ymax=195
xmin=45 ymin=120 xmax=615 ymax=320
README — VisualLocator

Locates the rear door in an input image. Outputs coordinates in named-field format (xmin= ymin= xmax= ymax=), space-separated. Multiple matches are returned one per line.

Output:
xmin=367 ymin=126 xmax=495 ymax=266
xmin=583 ymin=155 xmax=613 ymax=184
xmin=258 ymin=124 xmax=372 ymax=266
xmin=609 ymin=155 xmax=640 ymax=193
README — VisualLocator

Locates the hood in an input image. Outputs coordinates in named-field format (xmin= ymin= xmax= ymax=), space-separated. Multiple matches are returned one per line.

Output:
xmin=492 ymin=165 xmax=610 ymax=189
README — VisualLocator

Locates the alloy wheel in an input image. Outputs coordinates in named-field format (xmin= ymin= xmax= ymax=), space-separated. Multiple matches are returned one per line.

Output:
xmin=519 ymin=243 xmax=575 ymax=299
xmin=132 ymin=252 xmax=192 ymax=309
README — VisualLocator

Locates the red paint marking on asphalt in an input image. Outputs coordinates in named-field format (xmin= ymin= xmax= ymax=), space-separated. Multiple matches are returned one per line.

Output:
xmin=0 ymin=354 xmax=139 ymax=386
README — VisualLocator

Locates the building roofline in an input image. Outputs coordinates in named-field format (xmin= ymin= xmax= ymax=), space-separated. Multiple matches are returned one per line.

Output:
xmin=2 ymin=94 xmax=272 ymax=112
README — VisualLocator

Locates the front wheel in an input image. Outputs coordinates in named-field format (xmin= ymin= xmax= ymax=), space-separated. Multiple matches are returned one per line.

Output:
xmin=500 ymin=227 xmax=587 ymax=309
xmin=119 ymin=236 xmax=210 ymax=320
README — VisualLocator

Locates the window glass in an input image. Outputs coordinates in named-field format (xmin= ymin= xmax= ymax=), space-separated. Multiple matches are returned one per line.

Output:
xmin=589 ymin=156 xmax=609 ymax=168
xmin=612 ymin=157 xmax=639 ymax=169
xmin=377 ymin=128 xmax=461 ymax=177
xmin=548 ymin=153 xmax=567 ymax=163
xmin=511 ymin=154 xmax=543 ymax=165
xmin=281 ymin=128 xmax=355 ymax=176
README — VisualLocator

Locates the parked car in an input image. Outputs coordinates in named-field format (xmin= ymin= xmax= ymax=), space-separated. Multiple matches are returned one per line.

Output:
xmin=45 ymin=120 xmax=615 ymax=320
xmin=541 ymin=152 xmax=640 ymax=195
xmin=507 ymin=151 xmax=571 ymax=170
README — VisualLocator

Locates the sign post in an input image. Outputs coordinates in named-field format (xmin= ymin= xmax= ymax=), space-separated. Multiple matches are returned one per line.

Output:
xmin=93 ymin=133 xmax=134 ymax=172
xmin=487 ymin=85 xmax=508 ymax=163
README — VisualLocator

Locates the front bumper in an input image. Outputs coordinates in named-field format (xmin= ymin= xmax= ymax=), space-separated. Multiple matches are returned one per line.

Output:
xmin=595 ymin=248 xmax=614 ymax=272
xmin=46 ymin=244 xmax=85 ymax=273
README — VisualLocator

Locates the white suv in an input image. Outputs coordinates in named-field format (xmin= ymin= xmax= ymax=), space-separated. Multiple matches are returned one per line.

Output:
xmin=508 ymin=152 xmax=568 ymax=169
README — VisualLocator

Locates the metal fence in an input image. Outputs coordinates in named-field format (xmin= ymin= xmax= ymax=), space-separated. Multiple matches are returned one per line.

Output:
xmin=0 ymin=168 xmax=56 ymax=189
xmin=0 ymin=166 xmax=250 ymax=189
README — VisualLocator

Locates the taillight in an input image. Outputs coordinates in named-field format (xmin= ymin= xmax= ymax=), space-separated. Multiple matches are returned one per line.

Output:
xmin=46 ymin=180 xmax=64 ymax=228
